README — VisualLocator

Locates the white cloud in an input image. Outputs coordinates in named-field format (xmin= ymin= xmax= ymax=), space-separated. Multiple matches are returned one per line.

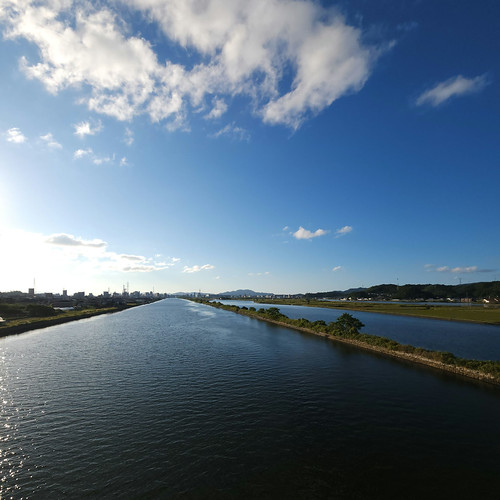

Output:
xmin=5 ymin=127 xmax=27 ymax=143
xmin=40 ymin=132 xmax=62 ymax=149
xmin=428 ymin=265 xmax=493 ymax=274
xmin=332 ymin=266 xmax=342 ymax=272
xmin=182 ymin=264 xmax=215 ymax=273
xmin=92 ymin=154 xmax=112 ymax=165
xmin=212 ymin=122 xmax=250 ymax=141
xmin=248 ymin=271 xmax=270 ymax=276
xmin=292 ymin=226 xmax=328 ymax=240
xmin=74 ymin=148 xmax=93 ymax=159
xmin=1 ymin=0 xmax=381 ymax=129
xmin=416 ymin=74 xmax=489 ymax=107
xmin=119 ymin=156 xmax=128 ymax=166
xmin=205 ymin=98 xmax=228 ymax=119
xmin=46 ymin=233 xmax=107 ymax=248
xmin=74 ymin=120 xmax=102 ymax=137
xmin=282 ymin=226 xmax=289 ymax=231
xmin=0 ymin=228 xmax=179 ymax=293
xmin=335 ymin=225 xmax=353 ymax=237
xmin=124 ymin=127 xmax=134 ymax=146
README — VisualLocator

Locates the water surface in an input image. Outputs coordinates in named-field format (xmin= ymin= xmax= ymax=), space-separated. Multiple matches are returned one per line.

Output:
xmin=1 ymin=299 xmax=500 ymax=498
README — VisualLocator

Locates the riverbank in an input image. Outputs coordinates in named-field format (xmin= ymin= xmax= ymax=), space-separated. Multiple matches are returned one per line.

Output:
xmin=194 ymin=300 xmax=500 ymax=387
xmin=252 ymin=298 xmax=500 ymax=325
xmin=0 ymin=306 xmax=130 ymax=338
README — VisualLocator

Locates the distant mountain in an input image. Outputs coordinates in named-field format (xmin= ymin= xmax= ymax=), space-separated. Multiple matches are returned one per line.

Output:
xmin=217 ymin=289 xmax=270 ymax=297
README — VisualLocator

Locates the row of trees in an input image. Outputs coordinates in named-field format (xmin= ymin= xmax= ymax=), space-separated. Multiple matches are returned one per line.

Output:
xmin=306 ymin=281 xmax=500 ymax=301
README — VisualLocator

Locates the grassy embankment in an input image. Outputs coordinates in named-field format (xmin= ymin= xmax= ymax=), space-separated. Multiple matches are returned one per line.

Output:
xmin=193 ymin=299 xmax=500 ymax=386
xmin=252 ymin=298 xmax=500 ymax=325
xmin=0 ymin=303 xmax=133 ymax=338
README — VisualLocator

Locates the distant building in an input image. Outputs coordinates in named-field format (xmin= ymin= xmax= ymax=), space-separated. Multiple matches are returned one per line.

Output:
xmin=62 ymin=289 xmax=68 ymax=298
xmin=28 ymin=288 xmax=34 ymax=297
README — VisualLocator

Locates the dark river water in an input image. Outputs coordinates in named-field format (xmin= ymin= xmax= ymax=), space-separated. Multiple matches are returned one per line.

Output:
xmin=1 ymin=299 xmax=500 ymax=499
xmin=220 ymin=300 xmax=500 ymax=361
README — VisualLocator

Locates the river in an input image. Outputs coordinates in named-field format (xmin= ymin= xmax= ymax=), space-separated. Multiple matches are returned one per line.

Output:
xmin=219 ymin=300 xmax=500 ymax=361
xmin=1 ymin=298 xmax=499 ymax=498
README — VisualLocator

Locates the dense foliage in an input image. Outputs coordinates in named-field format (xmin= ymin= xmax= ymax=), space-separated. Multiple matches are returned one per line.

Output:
xmin=305 ymin=281 xmax=500 ymax=301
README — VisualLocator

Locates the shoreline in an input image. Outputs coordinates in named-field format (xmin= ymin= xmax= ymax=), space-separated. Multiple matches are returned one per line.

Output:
xmin=197 ymin=301 xmax=500 ymax=387
xmin=0 ymin=307 xmax=128 ymax=338
xmin=258 ymin=316 xmax=499 ymax=386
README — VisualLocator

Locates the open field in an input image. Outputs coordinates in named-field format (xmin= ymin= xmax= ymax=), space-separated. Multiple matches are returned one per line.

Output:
xmin=252 ymin=299 xmax=500 ymax=325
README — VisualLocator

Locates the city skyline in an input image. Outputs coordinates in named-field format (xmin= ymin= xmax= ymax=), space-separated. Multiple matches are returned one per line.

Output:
xmin=1 ymin=0 xmax=499 ymax=295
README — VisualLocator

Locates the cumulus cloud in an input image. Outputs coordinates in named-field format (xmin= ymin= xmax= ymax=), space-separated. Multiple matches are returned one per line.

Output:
xmin=1 ymin=0 xmax=381 ymax=129
xmin=6 ymin=127 xmax=27 ymax=143
xmin=293 ymin=226 xmax=328 ymax=240
xmin=74 ymin=120 xmax=103 ymax=137
xmin=416 ymin=74 xmax=489 ymax=107
xmin=0 ymin=228 xmax=177 ymax=293
xmin=74 ymin=148 xmax=93 ymax=159
xmin=46 ymin=233 xmax=107 ymax=248
xmin=335 ymin=225 xmax=352 ymax=237
xmin=205 ymin=98 xmax=228 ymax=119
xmin=40 ymin=132 xmax=62 ymax=149
xmin=182 ymin=264 xmax=215 ymax=273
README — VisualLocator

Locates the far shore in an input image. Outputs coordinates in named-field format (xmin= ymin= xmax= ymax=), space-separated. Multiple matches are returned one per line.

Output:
xmin=0 ymin=307 xmax=129 ymax=339
xmin=249 ymin=298 xmax=500 ymax=325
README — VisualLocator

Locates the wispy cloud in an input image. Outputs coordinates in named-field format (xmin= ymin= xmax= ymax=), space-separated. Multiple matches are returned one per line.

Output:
xmin=332 ymin=266 xmax=342 ymax=272
xmin=73 ymin=148 xmax=118 ymax=166
xmin=6 ymin=127 xmax=27 ymax=143
xmin=74 ymin=120 xmax=103 ymax=137
xmin=416 ymin=74 xmax=489 ymax=107
xmin=426 ymin=264 xmax=494 ymax=274
xmin=292 ymin=226 xmax=329 ymax=240
xmin=248 ymin=271 xmax=270 ymax=276
xmin=212 ymin=123 xmax=250 ymax=141
xmin=335 ymin=225 xmax=353 ymax=237
xmin=124 ymin=127 xmax=134 ymax=146
xmin=2 ymin=0 xmax=382 ymax=130
xmin=183 ymin=264 xmax=215 ymax=273
xmin=40 ymin=132 xmax=62 ymax=149
xmin=92 ymin=154 xmax=112 ymax=165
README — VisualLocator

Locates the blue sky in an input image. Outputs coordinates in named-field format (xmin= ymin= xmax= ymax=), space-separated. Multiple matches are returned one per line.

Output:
xmin=0 ymin=0 xmax=499 ymax=295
